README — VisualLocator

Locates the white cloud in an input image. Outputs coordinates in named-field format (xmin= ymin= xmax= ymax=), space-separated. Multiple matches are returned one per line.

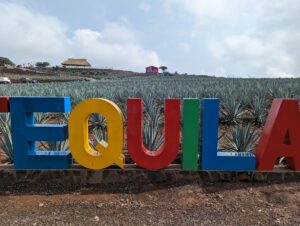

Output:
xmin=0 ymin=2 xmax=160 ymax=71
xmin=139 ymin=2 xmax=151 ymax=13
xmin=2 ymin=1 xmax=300 ymax=77
xmin=208 ymin=34 xmax=296 ymax=77
xmin=164 ymin=0 xmax=241 ymax=26
xmin=0 ymin=2 xmax=68 ymax=63
xmin=164 ymin=0 xmax=300 ymax=77
xmin=70 ymin=28 xmax=159 ymax=71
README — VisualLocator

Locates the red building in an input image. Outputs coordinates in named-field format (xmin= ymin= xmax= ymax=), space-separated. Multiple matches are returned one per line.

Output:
xmin=145 ymin=66 xmax=159 ymax=75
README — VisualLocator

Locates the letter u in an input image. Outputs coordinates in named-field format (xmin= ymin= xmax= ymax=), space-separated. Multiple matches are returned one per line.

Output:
xmin=127 ymin=98 xmax=180 ymax=169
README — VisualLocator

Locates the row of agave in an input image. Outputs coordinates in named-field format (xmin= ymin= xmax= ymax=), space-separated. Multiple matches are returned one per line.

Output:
xmin=0 ymin=76 xmax=296 ymax=125
xmin=0 ymin=75 xmax=297 ymax=164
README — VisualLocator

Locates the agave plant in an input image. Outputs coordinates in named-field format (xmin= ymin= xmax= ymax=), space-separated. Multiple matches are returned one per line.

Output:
xmin=220 ymin=98 xmax=247 ymax=124
xmin=90 ymin=127 xmax=108 ymax=149
xmin=34 ymin=112 xmax=52 ymax=124
xmin=79 ymin=113 xmax=109 ymax=150
xmin=142 ymin=97 xmax=164 ymax=150
xmin=269 ymin=87 xmax=294 ymax=99
xmin=250 ymin=95 xmax=268 ymax=126
xmin=0 ymin=113 xmax=13 ymax=163
xmin=221 ymin=123 xmax=260 ymax=153
xmin=113 ymin=91 xmax=127 ymax=122
xmin=89 ymin=113 xmax=107 ymax=135
xmin=143 ymin=120 xmax=164 ymax=151
xmin=59 ymin=113 xmax=70 ymax=124
xmin=44 ymin=140 xmax=69 ymax=151
xmin=143 ymin=94 xmax=162 ymax=126
xmin=0 ymin=113 xmax=9 ymax=124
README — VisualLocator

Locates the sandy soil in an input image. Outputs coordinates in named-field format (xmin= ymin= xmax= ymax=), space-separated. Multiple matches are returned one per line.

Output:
xmin=0 ymin=182 xmax=299 ymax=225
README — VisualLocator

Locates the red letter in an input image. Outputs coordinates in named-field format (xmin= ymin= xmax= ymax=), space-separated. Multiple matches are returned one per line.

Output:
xmin=0 ymin=96 xmax=9 ymax=164
xmin=256 ymin=99 xmax=300 ymax=170
xmin=0 ymin=96 xmax=9 ymax=112
xmin=127 ymin=98 xmax=180 ymax=170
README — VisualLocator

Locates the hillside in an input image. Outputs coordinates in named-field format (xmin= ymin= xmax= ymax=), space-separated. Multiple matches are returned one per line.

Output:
xmin=0 ymin=66 xmax=147 ymax=83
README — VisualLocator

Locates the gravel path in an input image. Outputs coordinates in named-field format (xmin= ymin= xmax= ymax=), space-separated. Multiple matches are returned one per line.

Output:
xmin=0 ymin=182 xmax=299 ymax=225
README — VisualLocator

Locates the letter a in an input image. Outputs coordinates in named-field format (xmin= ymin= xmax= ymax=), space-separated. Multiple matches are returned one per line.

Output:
xmin=256 ymin=99 xmax=300 ymax=171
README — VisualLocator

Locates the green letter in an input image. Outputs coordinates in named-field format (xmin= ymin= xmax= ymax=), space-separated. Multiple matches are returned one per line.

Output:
xmin=183 ymin=98 xmax=200 ymax=170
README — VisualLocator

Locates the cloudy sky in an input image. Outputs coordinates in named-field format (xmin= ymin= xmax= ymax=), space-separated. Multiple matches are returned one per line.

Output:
xmin=0 ymin=0 xmax=299 ymax=77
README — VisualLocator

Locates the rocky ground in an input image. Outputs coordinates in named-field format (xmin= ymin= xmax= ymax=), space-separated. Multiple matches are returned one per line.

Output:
xmin=0 ymin=182 xmax=299 ymax=225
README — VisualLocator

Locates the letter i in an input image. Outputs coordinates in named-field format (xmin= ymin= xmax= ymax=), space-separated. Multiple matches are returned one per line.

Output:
xmin=182 ymin=98 xmax=200 ymax=170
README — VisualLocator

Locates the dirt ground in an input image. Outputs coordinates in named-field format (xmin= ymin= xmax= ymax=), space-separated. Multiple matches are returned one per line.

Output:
xmin=0 ymin=182 xmax=299 ymax=226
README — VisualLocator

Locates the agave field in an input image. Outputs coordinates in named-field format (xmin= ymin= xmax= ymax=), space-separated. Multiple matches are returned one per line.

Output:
xmin=0 ymin=75 xmax=298 ymax=164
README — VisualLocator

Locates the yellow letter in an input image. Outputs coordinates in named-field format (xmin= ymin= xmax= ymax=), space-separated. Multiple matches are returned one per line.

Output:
xmin=69 ymin=98 xmax=124 ymax=170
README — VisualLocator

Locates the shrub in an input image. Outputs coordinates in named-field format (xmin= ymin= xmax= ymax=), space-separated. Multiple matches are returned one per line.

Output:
xmin=35 ymin=62 xmax=50 ymax=68
xmin=0 ymin=57 xmax=15 ymax=66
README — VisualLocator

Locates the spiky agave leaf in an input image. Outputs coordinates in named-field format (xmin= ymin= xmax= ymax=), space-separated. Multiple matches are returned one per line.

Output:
xmin=90 ymin=127 xmax=108 ymax=149
xmin=143 ymin=94 xmax=162 ymax=124
xmin=221 ymin=123 xmax=260 ymax=153
xmin=143 ymin=120 xmax=164 ymax=151
xmin=250 ymin=95 xmax=268 ymax=126
xmin=59 ymin=113 xmax=70 ymax=124
xmin=45 ymin=140 xmax=69 ymax=151
xmin=34 ymin=112 xmax=52 ymax=124
xmin=113 ymin=91 xmax=127 ymax=121
xmin=0 ymin=113 xmax=10 ymax=124
xmin=220 ymin=98 xmax=247 ymax=124
xmin=89 ymin=113 xmax=106 ymax=130
xmin=142 ymin=97 xmax=164 ymax=150
xmin=269 ymin=87 xmax=294 ymax=99
xmin=0 ymin=115 xmax=13 ymax=163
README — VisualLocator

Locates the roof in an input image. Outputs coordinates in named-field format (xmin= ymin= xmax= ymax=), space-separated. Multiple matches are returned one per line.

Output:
xmin=146 ymin=66 xmax=158 ymax=69
xmin=62 ymin=58 xmax=91 ymax=67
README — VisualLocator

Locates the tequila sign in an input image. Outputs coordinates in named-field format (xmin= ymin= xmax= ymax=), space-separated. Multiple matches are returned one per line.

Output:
xmin=0 ymin=96 xmax=299 ymax=171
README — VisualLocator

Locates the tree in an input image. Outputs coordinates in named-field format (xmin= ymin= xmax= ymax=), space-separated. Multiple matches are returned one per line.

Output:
xmin=159 ymin=66 xmax=168 ymax=73
xmin=35 ymin=62 xmax=50 ymax=68
xmin=0 ymin=57 xmax=15 ymax=66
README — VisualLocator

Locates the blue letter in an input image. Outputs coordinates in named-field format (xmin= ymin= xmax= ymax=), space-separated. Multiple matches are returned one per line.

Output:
xmin=201 ymin=98 xmax=256 ymax=171
xmin=10 ymin=97 xmax=71 ymax=170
